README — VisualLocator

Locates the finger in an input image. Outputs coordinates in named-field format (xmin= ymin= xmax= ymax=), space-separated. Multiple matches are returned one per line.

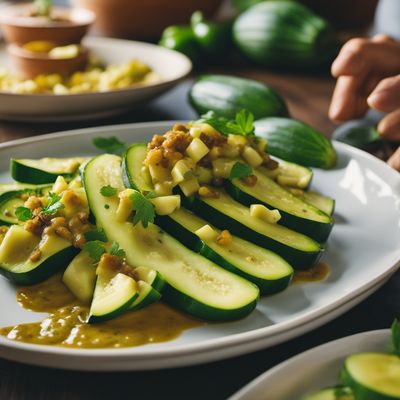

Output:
xmin=329 ymin=76 xmax=368 ymax=121
xmin=387 ymin=146 xmax=400 ymax=171
xmin=377 ymin=109 xmax=400 ymax=141
xmin=367 ymin=75 xmax=400 ymax=112
xmin=331 ymin=38 xmax=400 ymax=78
xmin=371 ymin=33 xmax=395 ymax=43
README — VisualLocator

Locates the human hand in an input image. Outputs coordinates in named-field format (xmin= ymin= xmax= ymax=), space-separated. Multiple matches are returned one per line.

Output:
xmin=329 ymin=34 xmax=400 ymax=170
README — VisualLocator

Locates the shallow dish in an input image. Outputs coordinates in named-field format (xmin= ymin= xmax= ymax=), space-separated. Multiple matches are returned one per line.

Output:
xmin=0 ymin=122 xmax=399 ymax=371
xmin=0 ymin=37 xmax=192 ymax=122
xmin=229 ymin=329 xmax=392 ymax=399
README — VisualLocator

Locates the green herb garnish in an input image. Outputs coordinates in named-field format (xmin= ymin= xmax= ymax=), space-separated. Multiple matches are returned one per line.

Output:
xmin=92 ymin=136 xmax=127 ymax=155
xmin=42 ymin=192 xmax=64 ymax=216
xmin=100 ymin=185 xmax=118 ymax=197
xmin=84 ymin=229 xmax=108 ymax=243
xmin=229 ymin=161 xmax=253 ymax=180
xmin=83 ymin=240 xmax=106 ymax=263
xmin=109 ymin=241 xmax=126 ymax=258
xmin=15 ymin=206 xmax=33 ymax=222
xmin=33 ymin=0 xmax=52 ymax=17
xmin=130 ymin=191 xmax=155 ymax=228
xmin=391 ymin=319 xmax=400 ymax=356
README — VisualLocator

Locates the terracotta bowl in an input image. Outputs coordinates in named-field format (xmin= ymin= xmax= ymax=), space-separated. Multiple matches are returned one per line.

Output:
xmin=8 ymin=43 xmax=89 ymax=79
xmin=0 ymin=4 xmax=95 ymax=46
xmin=72 ymin=0 xmax=224 ymax=39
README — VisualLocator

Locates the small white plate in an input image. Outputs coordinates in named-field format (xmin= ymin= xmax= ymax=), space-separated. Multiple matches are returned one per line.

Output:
xmin=0 ymin=122 xmax=399 ymax=371
xmin=229 ymin=329 xmax=392 ymax=400
xmin=0 ymin=37 xmax=192 ymax=122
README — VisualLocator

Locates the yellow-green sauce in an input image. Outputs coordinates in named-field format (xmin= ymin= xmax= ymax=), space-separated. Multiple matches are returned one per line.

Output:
xmin=292 ymin=262 xmax=330 ymax=284
xmin=0 ymin=274 xmax=204 ymax=348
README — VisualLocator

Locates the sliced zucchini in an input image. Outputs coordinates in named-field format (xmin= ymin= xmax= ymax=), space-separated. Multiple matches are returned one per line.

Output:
xmin=158 ymin=208 xmax=293 ymax=295
xmin=0 ymin=183 xmax=41 ymax=196
xmin=273 ymin=159 xmax=313 ymax=189
xmin=89 ymin=271 xmax=139 ymax=323
xmin=183 ymin=189 xmax=322 ymax=270
xmin=302 ymin=191 xmax=335 ymax=217
xmin=226 ymin=169 xmax=333 ymax=242
xmin=129 ymin=280 xmax=161 ymax=312
xmin=62 ymin=251 xmax=97 ymax=304
xmin=11 ymin=157 xmax=89 ymax=184
xmin=0 ymin=225 xmax=79 ymax=285
xmin=84 ymin=154 xmax=260 ymax=321
xmin=341 ymin=353 xmax=400 ymax=400
xmin=303 ymin=387 xmax=354 ymax=400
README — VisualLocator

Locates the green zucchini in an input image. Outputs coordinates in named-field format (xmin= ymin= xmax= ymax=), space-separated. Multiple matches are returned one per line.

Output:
xmin=301 ymin=191 xmax=335 ymax=217
xmin=340 ymin=353 xmax=400 ymax=400
xmin=157 ymin=208 xmax=293 ymax=295
xmin=233 ymin=1 xmax=339 ymax=68
xmin=182 ymin=189 xmax=322 ymax=270
xmin=84 ymin=154 xmax=260 ymax=321
xmin=11 ymin=157 xmax=88 ymax=184
xmin=189 ymin=74 xmax=288 ymax=120
xmin=304 ymin=387 xmax=354 ymax=400
xmin=255 ymin=117 xmax=337 ymax=169
xmin=226 ymin=169 xmax=333 ymax=242
xmin=0 ymin=225 xmax=79 ymax=285
xmin=274 ymin=160 xmax=313 ymax=189
xmin=89 ymin=271 xmax=139 ymax=323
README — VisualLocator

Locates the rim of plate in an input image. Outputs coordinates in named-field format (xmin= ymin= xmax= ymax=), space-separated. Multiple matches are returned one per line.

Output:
xmin=229 ymin=329 xmax=392 ymax=400
xmin=0 ymin=37 xmax=192 ymax=98
xmin=0 ymin=121 xmax=399 ymax=360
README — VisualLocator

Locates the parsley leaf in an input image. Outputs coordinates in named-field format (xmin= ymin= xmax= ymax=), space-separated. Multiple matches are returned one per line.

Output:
xmin=83 ymin=240 xmax=106 ymax=263
xmin=229 ymin=161 xmax=253 ymax=180
xmin=92 ymin=136 xmax=127 ymax=155
xmin=196 ymin=111 xmax=233 ymax=136
xmin=100 ymin=185 xmax=118 ymax=197
xmin=391 ymin=319 xmax=400 ymax=356
xmin=84 ymin=229 xmax=108 ymax=243
xmin=109 ymin=241 xmax=126 ymax=258
xmin=130 ymin=191 xmax=155 ymax=228
xmin=15 ymin=206 xmax=33 ymax=222
xmin=42 ymin=192 xmax=64 ymax=216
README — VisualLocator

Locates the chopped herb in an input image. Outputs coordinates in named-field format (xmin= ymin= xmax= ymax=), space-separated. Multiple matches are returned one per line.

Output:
xmin=391 ymin=319 xmax=400 ymax=356
xmin=130 ymin=191 xmax=155 ymax=228
xmin=229 ymin=161 xmax=253 ymax=180
xmin=100 ymin=185 xmax=118 ymax=197
xmin=104 ymin=204 xmax=110 ymax=209
xmin=15 ymin=206 xmax=33 ymax=222
xmin=84 ymin=229 xmax=108 ymax=243
xmin=42 ymin=192 xmax=64 ymax=216
xmin=92 ymin=136 xmax=127 ymax=155
xmin=109 ymin=241 xmax=126 ymax=258
xmin=83 ymin=240 xmax=106 ymax=263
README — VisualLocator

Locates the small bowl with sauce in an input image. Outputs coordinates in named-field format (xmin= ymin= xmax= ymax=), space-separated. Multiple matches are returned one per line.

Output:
xmin=8 ymin=41 xmax=89 ymax=80
xmin=0 ymin=3 xmax=95 ymax=46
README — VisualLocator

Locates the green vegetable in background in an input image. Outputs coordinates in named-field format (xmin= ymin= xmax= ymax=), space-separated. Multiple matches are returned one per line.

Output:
xmin=333 ymin=123 xmax=381 ymax=150
xmin=189 ymin=74 xmax=288 ymax=119
xmin=190 ymin=11 xmax=231 ymax=57
xmin=233 ymin=1 xmax=340 ymax=69
xmin=32 ymin=0 xmax=52 ymax=17
xmin=159 ymin=25 xmax=201 ymax=65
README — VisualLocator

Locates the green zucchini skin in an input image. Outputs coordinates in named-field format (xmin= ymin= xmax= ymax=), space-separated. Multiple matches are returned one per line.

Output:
xmin=0 ymin=190 xmax=26 ymax=225
xmin=255 ymin=117 xmax=337 ymax=169
xmin=181 ymin=193 xmax=322 ymax=270
xmin=0 ymin=246 xmax=79 ymax=286
xmin=189 ymin=74 xmax=288 ymax=120
xmin=233 ymin=1 xmax=339 ymax=69
xmin=225 ymin=177 xmax=334 ymax=243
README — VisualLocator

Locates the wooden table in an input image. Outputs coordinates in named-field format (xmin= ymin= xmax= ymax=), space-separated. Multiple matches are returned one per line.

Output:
xmin=0 ymin=67 xmax=399 ymax=400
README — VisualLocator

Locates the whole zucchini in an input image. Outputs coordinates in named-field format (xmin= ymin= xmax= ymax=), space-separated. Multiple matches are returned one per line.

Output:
xmin=233 ymin=1 xmax=340 ymax=68
xmin=255 ymin=117 xmax=337 ymax=169
xmin=189 ymin=74 xmax=288 ymax=119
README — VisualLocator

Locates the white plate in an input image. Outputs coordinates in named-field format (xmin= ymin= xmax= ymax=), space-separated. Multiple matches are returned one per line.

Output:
xmin=0 ymin=122 xmax=399 ymax=371
xmin=0 ymin=37 xmax=192 ymax=122
xmin=229 ymin=329 xmax=392 ymax=399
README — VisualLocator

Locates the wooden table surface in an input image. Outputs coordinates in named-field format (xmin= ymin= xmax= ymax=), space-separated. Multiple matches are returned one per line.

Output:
xmin=0 ymin=65 xmax=399 ymax=400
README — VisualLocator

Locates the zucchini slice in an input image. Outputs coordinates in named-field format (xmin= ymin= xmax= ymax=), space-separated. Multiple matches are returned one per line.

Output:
xmin=341 ymin=353 xmax=400 ymax=400
xmin=157 ymin=208 xmax=293 ymax=295
xmin=183 ymin=190 xmax=322 ymax=270
xmin=0 ymin=225 xmax=79 ymax=285
xmin=83 ymin=154 xmax=259 ymax=321
xmin=273 ymin=160 xmax=313 ymax=189
xmin=302 ymin=191 xmax=335 ymax=217
xmin=11 ymin=157 xmax=89 ymax=184
xmin=226 ymin=169 xmax=333 ymax=243
xmin=89 ymin=272 xmax=139 ymax=323
xmin=303 ymin=387 xmax=354 ymax=400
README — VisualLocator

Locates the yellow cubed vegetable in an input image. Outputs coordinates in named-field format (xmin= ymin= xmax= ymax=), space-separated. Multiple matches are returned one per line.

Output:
xmin=228 ymin=134 xmax=247 ymax=148
xmin=115 ymin=189 xmax=135 ymax=222
xmin=242 ymin=146 xmax=263 ymax=168
xmin=250 ymin=204 xmax=281 ymax=224
xmin=149 ymin=164 xmax=171 ymax=184
xmin=151 ymin=195 xmax=181 ymax=215
xmin=49 ymin=45 xmax=80 ymax=59
xmin=196 ymin=166 xmax=213 ymax=184
xmin=179 ymin=177 xmax=200 ymax=197
xmin=212 ymin=158 xmax=235 ymax=179
xmin=195 ymin=224 xmax=218 ymax=242
xmin=220 ymin=143 xmax=240 ymax=159
xmin=186 ymin=137 xmax=210 ymax=163
xmin=277 ymin=175 xmax=301 ymax=188
xmin=154 ymin=181 xmax=174 ymax=196
xmin=52 ymin=176 xmax=68 ymax=194
xmin=189 ymin=126 xmax=203 ymax=138
xmin=171 ymin=159 xmax=192 ymax=184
